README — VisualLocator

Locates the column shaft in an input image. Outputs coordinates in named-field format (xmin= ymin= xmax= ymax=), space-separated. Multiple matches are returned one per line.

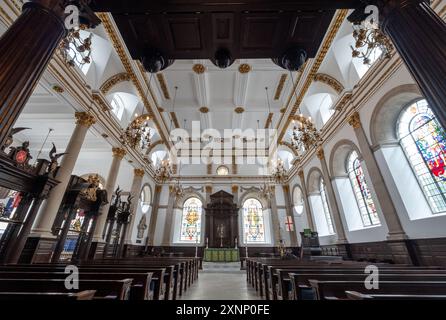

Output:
xmin=161 ymin=187 xmax=176 ymax=246
xmin=124 ymin=169 xmax=144 ymax=243
xmin=282 ymin=185 xmax=298 ymax=246
xmin=269 ymin=186 xmax=281 ymax=244
xmin=147 ymin=185 xmax=162 ymax=246
xmin=298 ymin=170 xmax=315 ymax=231
xmin=31 ymin=112 xmax=95 ymax=237
xmin=317 ymin=149 xmax=348 ymax=243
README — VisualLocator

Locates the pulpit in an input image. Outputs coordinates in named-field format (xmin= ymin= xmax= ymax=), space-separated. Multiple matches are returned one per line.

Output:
xmin=205 ymin=191 xmax=238 ymax=248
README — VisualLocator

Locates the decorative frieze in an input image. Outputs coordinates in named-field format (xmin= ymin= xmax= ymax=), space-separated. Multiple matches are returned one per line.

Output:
xmin=348 ymin=111 xmax=361 ymax=129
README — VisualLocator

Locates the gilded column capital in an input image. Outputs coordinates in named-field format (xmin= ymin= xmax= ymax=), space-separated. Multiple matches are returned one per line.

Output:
xmin=205 ymin=185 xmax=213 ymax=193
xmin=75 ymin=112 xmax=96 ymax=127
xmin=231 ymin=185 xmax=239 ymax=193
xmin=134 ymin=168 xmax=145 ymax=177
xmin=282 ymin=184 xmax=290 ymax=192
xmin=298 ymin=170 xmax=304 ymax=179
xmin=347 ymin=111 xmax=361 ymax=129
xmin=112 ymin=147 xmax=126 ymax=159
xmin=316 ymin=147 xmax=325 ymax=160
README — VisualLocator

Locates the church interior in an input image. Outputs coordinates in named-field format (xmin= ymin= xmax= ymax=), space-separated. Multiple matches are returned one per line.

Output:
xmin=1 ymin=0 xmax=446 ymax=303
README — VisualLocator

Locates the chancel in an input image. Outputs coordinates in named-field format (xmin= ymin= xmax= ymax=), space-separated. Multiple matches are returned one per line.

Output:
xmin=0 ymin=0 xmax=446 ymax=303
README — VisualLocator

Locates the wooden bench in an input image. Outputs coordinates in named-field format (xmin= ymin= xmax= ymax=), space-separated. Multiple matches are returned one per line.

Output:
xmin=0 ymin=290 xmax=96 ymax=300
xmin=310 ymin=280 xmax=446 ymax=300
xmin=0 ymin=271 xmax=154 ymax=300
xmin=346 ymin=291 xmax=446 ymax=300
xmin=0 ymin=278 xmax=133 ymax=300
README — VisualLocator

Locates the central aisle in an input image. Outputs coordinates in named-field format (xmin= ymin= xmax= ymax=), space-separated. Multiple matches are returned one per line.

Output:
xmin=179 ymin=262 xmax=260 ymax=300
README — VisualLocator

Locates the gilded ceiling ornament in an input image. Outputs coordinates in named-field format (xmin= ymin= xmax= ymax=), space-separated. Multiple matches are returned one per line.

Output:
xmin=232 ymin=185 xmax=239 ymax=193
xmin=274 ymin=74 xmax=288 ymax=100
xmin=134 ymin=168 xmax=145 ymax=177
xmin=316 ymin=147 xmax=325 ymax=160
xmin=100 ymin=72 xmax=131 ymax=94
xmin=112 ymin=147 xmax=126 ymax=159
xmin=192 ymin=64 xmax=206 ymax=74
xmin=280 ymin=108 xmax=286 ymax=114
xmin=335 ymin=92 xmax=353 ymax=112
xmin=298 ymin=170 xmax=304 ymax=179
xmin=205 ymin=185 xmax=213 ymax=193
xmin=234 ymin=107 xmax=245 ymax=114
xmin=314 ymin=73 xmax=344 ymax=94
xmin=156 ymin=73 xmax=170 ymax=100
xmin=52 ymin=85 xmax=64 ymax=93
xmin=75 ymin=112 xmax=96 ymax=127
xmin=238 ymin=63 xmax=251 ymax=74
xmin=282 ymin=184 xmax=290 ymax=192
xmin=158 ymin=107 xmax=165 ymax=113
xmin=199 ymin=107 xmax=209 ymax=114
xmin=348 ymin=111 xmax=361 ymax=129
xmin=92 ymin=93 xmax=110 ymax=112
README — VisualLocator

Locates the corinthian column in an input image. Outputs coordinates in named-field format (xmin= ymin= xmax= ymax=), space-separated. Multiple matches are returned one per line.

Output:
xmin=161 ymin=185 xmax=177 ymax=246
xmin=298 ymin=170 xmax=315 ymax=231
xmin=93 ymin=147 xmax=126 ymax=242
xmin=347 ymin=112 xmax=407 ymax=240
xmin=269 ymin=186 xmax=282 ymax=245
xmin=317 ymin=148 xmax=348 ymax=243
xmin=147 ymin=185 xmax=162 ymax=246
xmin=282 ymin=184 xmax=298 ymax=246
xmin=32 ymin=112 xmax=96 ymax=237
xmin=124 ymin=168 xmax=145 ymax=244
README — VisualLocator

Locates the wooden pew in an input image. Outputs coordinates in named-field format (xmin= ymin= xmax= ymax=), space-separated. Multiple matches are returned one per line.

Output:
xmin=0 ymin=278 xmax=133 ymax=300
xmin=310 ymin=280 xmax=446 ymax=300
xmin=0 ymin=271 xmax=154 ymax=300
xmin=346 ymin=291 xmax=446 ymax=300
xmin=0 ymin=290 xmax=96 ymax=300
xmin=0 ymin=265 xmax=167 ymax=300
xmin=289 ymin=273 xmax=446 ymax=300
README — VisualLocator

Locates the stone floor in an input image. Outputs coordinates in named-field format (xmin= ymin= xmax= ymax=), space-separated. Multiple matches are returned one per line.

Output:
xmin=179 ymin=262 xmax=260 ymax=300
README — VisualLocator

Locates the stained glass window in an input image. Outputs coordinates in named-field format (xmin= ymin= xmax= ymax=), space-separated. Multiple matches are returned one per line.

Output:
xmin=398 ymin=99 xmax=446 ymax=213
xmin=243 ymin=198 xmax=266 ymax=243
xmin=180 ymin=197 xmax=202 ymax=242
xmin=347 ymin=151 xmax=380 ymax=227
xmin=319 ymin=179 xmax=335 ymax=234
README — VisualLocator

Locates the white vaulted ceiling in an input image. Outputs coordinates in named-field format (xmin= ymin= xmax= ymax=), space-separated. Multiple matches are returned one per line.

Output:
xmin=152 ymin=59 xmax=295 ymax=135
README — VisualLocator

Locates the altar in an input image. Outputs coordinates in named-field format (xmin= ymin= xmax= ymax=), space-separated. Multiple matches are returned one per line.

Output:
xmin=204 ymin=248 xmax=240 ymax=262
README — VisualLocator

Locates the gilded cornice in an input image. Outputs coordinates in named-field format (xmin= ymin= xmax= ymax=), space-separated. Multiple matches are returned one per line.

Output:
xmin=314 ymin=73 xmax=344 ymax=94
xmin=156 ymin=73 xmax=170 ymax=99
xmin=278 ymin=10 xmax=348 ymax=141
xmin=100 ymin=72 xmax=131 ymax=95
xmin=264 ymin=113 xmax=273 ymax=129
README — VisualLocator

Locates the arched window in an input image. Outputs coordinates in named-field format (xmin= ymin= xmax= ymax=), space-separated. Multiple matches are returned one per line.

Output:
xmin=216 ymin=165 xmax=229 ymax=176
xmin=293 ymin=186 xmax=304 ymax=215
xmin=180 ymin=197 xmax=202 ymax=242
xmin=347 ymin=151 xmax=380 ymax=226
xmin=319 ymin=178 xmax=335 ymax=234
xmin=110 ymin=93 xmax=126 ymax=120
xmin=398 ymin=99 xmax=446 ymax=213
xmin=242 ymin=198 xmax=266 ymax=243
xmin=140 ymin=185 xmax=151 ymax=213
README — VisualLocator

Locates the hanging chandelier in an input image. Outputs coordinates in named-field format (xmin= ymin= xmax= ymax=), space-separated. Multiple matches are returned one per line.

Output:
xmin=122 ymin=114 xmax=152 ymax=149
xmin=155 ymin=159 xmax=173 ymax=183
xmin=291 ymin=114 xmax=321 ymax=158
xmin=58 ymin=25 xmax=93 ymax=68
xmin=122 ymin=74 xmax=154 ymax=150
xmin=260 ymin=177 xmax=274 ymax=199
xmin=350 ymin=21 xmax=393 ymax=65
xmin=271 ymin=158 xmax=288 ymax=184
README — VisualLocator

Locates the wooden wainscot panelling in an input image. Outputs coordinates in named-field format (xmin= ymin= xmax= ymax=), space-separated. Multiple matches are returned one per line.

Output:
xmin=19 ymin=237 xmax=57 ymax=264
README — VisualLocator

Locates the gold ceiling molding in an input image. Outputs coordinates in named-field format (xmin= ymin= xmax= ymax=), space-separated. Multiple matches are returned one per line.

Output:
xmin=158 ymin=107 xmax=165 ymax=112
xmin=234 ymin=107 xmax=245 ymax=114
xmin=52 ymin=85 xmax=64 ymax=93
xmin=347 ymin=111 xmax=361 ymax=129
xmin=112 ymin=147 xmax=127 ymax=159
xmin=279 ymin=141 xmax=299 ymax=157
xmin=280 ymin=108 xmax=286 ymax=114
xmin=199 ymin=106 xmax=209 ymax=113
xmin=100 ymin=72 xmax=131 ymax=95
xmin=316 ymin=147 xmax=325 ymax=160
xmin=238 ymin=63 xmax=251 ymax=74
xmin=274 ymin=74 xmax=288 ymax=100
xmin=314 ymin=73 xmax=344 ymax=94
xmin=170 ymin=112 xmax=180 ymax=129
xmin=192 ymin=64 xmax=206 ymax=74
xmin=92 ymin=93 xmax=111 ymax=112
xmin=134 ymin=168 xmax=145 ymax=177
xmin=97 ymin=13 xmax=168 ymax=146
xmin=279 ymin=9 xmax=348 ymax=141
xmin=334 ymin=92 xmax=353 ymax=112
xmin=156 ymin=73 xmax=171 ymax=100
xmin=264 ymin=113 xmax=273 ymax=129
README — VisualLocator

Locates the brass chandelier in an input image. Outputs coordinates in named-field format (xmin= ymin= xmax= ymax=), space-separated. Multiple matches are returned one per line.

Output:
xmin=350 ymin=21 xmax=393 ymax=65
xmin=271 ymin=158 xmax=288 ymax=184
xmin=155 ymin=158 xmax=173 ymax=183
xmin=59 ymin=25 xmax=93 ymax=68
xmin=291 ymin=114 xmax=321 ymax=158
